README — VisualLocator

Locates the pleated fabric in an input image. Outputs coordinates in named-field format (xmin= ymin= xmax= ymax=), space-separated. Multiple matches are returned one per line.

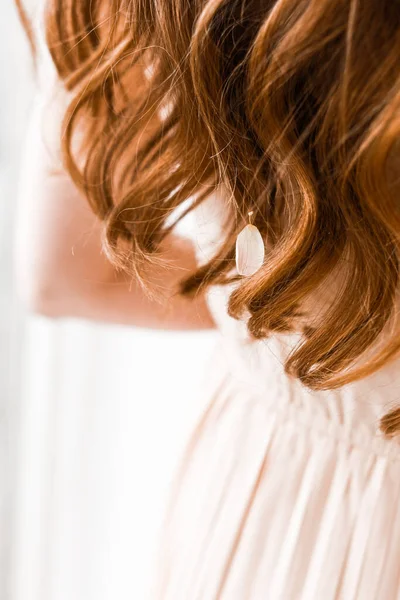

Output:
xmin=155 ymin=345 xmax=400 ymax=600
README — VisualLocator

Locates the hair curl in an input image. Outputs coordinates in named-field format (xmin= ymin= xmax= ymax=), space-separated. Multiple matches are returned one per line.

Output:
xmin=18 ymin=0 xmax=400 ymax=436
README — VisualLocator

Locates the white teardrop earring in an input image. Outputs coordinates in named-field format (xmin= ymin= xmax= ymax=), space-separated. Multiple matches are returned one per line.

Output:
xmin=235 ymin=211 xmax=265 ymax=276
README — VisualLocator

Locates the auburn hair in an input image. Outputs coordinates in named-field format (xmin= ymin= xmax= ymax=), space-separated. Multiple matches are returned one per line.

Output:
xmin=17 ymin=0 xmax=400 ymax=436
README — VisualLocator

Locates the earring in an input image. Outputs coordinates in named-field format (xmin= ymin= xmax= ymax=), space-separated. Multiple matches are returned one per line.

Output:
xmin=235 ymin=211 xmax=265 ymax=276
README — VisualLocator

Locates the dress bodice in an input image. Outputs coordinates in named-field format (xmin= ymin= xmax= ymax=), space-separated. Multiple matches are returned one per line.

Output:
xmin=191 ymin=190 xmax=400 ymax=456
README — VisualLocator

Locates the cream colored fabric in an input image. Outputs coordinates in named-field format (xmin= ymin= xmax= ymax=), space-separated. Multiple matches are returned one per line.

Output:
xmin=155 ymin=194 xmax=400 ymax=600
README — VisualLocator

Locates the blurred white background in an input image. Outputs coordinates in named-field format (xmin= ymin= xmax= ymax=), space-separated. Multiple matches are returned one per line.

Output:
xmin=1 ymin=3 xmax=216 ymax=599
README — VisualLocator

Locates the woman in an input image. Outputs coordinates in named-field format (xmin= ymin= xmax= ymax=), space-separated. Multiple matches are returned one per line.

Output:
xmin=15 ymin=0 xmax=400 ymax=598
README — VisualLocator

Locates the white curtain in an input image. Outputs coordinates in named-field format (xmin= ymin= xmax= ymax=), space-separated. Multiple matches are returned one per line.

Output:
xmin=11 ymin=320 xmax=214 ymax=600
xmin=2 ymin=5 xmax=216 ymax=599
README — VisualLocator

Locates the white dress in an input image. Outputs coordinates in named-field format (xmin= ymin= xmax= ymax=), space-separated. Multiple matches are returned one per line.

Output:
xmin=155 ymin=195 xmax=400 ymax=600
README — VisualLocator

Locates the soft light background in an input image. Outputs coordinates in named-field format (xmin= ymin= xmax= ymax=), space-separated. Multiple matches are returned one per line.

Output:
xmin=1 ymin=4 xmax=216 ymax=599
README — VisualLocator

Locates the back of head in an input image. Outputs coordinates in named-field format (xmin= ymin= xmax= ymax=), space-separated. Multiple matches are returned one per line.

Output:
xmin=21 ymin=0 xmax=400 ymax=434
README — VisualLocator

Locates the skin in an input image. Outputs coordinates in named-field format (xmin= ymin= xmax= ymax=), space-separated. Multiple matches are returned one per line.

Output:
xmin=14 ymin=80 xmax=215 ymax=331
